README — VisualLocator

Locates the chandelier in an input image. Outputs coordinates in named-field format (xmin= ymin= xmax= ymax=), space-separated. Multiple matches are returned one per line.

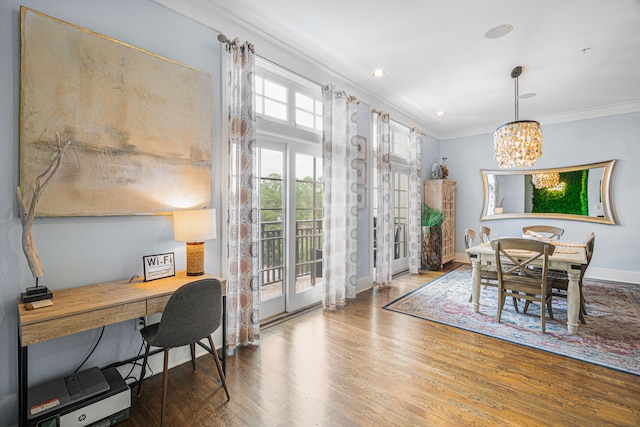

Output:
xmin=494 ymin=66 xmax=542 ymax=169
xmin=531 ymin=172 xmax=560 ymax=189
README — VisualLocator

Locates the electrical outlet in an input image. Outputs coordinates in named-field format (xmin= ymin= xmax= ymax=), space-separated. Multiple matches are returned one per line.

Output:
xmin=135 ymin=317 xmax=145 ymax=331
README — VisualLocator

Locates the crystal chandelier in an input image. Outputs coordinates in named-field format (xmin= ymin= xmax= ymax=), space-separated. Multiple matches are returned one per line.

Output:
xmin=494 ymin=66 xmax=542 ymax=169
xmin=531 ymin=172 xmax=560 ymax=189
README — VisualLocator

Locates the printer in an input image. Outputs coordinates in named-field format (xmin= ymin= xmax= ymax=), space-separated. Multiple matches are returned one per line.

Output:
xmin=27 ymin=367 xmax=130 ymax=427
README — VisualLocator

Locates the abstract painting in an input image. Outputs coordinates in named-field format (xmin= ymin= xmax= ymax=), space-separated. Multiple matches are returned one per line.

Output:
xmin=19 ymin=7 xmax=213 ymax=216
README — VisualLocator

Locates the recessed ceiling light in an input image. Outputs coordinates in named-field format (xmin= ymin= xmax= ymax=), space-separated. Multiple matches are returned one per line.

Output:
xmin=371 ymin=69 xmax=385 ymax=78
xmin=484 ymin=24 xmax=513 ymax=39
xmin=519 ymin=92 xmax=536 ymax=99
xmin=435 ymin=111 xmax=446 ymax=117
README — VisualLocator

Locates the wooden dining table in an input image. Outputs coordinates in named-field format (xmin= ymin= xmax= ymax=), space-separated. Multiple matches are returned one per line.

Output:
xmin=466 ymin=238 xmax=588 ymax=334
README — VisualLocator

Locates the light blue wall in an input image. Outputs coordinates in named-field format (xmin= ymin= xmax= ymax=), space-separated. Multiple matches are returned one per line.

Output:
xmin=440 ymin=112 xmax=640 ymax=283
xmin=0 ymin=0 xmax=222 ymax=423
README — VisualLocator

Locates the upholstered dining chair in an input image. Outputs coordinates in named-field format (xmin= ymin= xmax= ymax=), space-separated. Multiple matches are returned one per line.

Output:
xmin=491 ymin=238 xmax=556 ymax=333
xmin=522 ymin=225 xmax=564 ymax=240
xmin=136 ymin=279 xmax=230 ymax=426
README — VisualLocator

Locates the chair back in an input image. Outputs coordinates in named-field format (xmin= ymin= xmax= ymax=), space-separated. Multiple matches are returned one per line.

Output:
xmin=491 ymin=238 xmax=556 ymax=288
xmin=480 ymin=226 xmax=491 ymax=243
xmin=152 ymin=278 xmax=222 ymax=348
xmin=522 ymin=225 xmax=564 ymax=240
xmin=585 ymin=232 xmax=595 ymax=264
xmin=464 ymin=229 xmax=477 ymax=250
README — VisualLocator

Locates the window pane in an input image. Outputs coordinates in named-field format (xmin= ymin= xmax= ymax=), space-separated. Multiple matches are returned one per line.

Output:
xmin=315 ymin=100 xmax=322 ymax=114
xmin=296 ymin=92 xmax=314 ymax=112
xmin=296 ymin=110 xmax=314 ymax=128
xmin=264 ymin=80 xmax=287 ymax=102
xmin=255 ymin=76 xmax=264 ymax=95
xmin=295 ymin=154 xmax=314 ymax=180
xmin=255 ymin=95 xmax=263 ymax=115
xmin=264 ymin=99 xmax=287 ymax=120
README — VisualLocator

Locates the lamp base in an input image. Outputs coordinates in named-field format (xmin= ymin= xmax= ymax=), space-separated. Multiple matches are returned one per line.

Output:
xmin=186 ymin=241 xmax=205 ymax=276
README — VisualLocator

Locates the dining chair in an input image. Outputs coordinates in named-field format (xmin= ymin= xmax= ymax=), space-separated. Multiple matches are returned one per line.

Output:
xmin=480 ymin=226 xmax=491 ymax=243
xmin=522 ymin=225 xmax=564 ymax=240
xmin=491 ymin=238 xmax=556 ymax=333
xmin=465 ymin=229 xmax=520 ymax=310
xmin=136 ymin=278 xmax=230 ymax=426
xmin=537 ymin=232 xmax=595 ymax=325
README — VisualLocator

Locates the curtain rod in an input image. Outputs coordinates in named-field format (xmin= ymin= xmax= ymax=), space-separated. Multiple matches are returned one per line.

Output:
xmin=371 ymin=109 xmax=429 ymax=137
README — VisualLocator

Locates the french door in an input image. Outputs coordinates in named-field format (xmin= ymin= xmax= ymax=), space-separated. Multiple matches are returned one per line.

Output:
xmin=257 ymin=141 xmax=323 ymax=320
xmin=373 ymin=166 xmax=410 ymax=276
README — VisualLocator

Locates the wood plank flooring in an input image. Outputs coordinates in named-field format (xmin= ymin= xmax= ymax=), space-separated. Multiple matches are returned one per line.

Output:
xmin=121 ymin=264 xmax=640 ymax=426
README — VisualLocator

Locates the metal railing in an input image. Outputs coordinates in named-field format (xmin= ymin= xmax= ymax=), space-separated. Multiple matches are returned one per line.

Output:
xmin=260 ymin=219 xmax=322 ymax=287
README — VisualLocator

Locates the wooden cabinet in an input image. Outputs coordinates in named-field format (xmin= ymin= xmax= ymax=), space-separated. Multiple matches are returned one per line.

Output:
xmin=423 ymin=180 xmax=457 ymax=267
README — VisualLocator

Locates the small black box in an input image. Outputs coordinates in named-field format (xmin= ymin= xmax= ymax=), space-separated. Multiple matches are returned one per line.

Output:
xmin=21 ymin=291 xmax=53 ymax=303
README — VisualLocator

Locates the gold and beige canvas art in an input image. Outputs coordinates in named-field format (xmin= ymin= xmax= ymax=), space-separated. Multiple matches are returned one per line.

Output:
xmin=19 ymin=7 xmax=213 ymax=216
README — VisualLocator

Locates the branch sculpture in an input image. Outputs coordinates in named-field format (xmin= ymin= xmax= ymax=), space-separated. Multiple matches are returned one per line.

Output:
xmin=16 ymin=133 xmax=70 ymax=279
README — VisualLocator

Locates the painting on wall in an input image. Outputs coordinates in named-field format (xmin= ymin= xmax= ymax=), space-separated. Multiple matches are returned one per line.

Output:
xmin=19 ymin=7 xmax=214 ymax=216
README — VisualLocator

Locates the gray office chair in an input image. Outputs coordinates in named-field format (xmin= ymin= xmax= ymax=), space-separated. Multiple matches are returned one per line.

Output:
xmin=136 ymin=279 xmax=229 ymax=426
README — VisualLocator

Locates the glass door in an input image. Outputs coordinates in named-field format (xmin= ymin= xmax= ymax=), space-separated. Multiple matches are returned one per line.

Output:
xmin=257 ymin=146 xmax=286 ymax=319
xmin=257 ymin=144 xmax=323 ymax=320
xmin=288 ymin=151 xmax=323 ymax=311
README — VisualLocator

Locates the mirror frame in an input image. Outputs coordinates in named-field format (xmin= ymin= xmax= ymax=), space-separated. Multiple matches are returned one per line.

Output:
xmin=480 ymin=160 xmax=617 ymax=224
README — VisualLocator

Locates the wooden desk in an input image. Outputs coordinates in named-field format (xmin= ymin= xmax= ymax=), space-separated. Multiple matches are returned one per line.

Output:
xmin=17 ymin=271 xmax=226 ymax=427
xmin=466 ymin=240 xmax=587 ymax=334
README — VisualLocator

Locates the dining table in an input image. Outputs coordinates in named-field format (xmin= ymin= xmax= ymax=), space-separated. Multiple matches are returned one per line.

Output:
xmin=465 ymin=237 xmax=588 ymax=334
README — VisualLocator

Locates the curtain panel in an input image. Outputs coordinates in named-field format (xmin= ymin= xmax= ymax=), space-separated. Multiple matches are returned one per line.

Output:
xmin=224 ymin=41 xmax=260 ymax=347
xmin=408 ymin=128 xmax=423 ymax=274
xmin=372 ymin=112 xmax=393 ymax=287
xmin=321 ymin=84 xmax=358 ymax=310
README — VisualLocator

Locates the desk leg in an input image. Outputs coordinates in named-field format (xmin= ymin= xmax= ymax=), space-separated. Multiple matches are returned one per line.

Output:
xmin=222 ymin=295 xmax=226 ymax=374
xmin=567 ymin=268 xmax=581 ymax=334
xmin=18 ymin=336 xmax=27 ymax=427
xmin=470 ymin=258 xmax=481 ymax=313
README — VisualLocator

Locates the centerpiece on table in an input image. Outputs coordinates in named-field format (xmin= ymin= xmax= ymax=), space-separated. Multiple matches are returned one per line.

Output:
xmin=421 ymin=204 xmax=444 ymax=271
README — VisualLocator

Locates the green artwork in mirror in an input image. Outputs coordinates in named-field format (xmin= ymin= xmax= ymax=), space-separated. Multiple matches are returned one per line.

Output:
xmin=532 ymin=170 xmax=588 ymax=215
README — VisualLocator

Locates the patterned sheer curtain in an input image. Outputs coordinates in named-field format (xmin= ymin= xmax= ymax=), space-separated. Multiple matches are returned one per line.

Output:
xmin=224 ymin=41 xmax=260 ymax=347
xmin=408 ymin=128 xmax=423 ymax=274
xmin=322 ymin=84 xmax=358 ymax=310
xmin=372 ymin=111 xmax=393 ymax=287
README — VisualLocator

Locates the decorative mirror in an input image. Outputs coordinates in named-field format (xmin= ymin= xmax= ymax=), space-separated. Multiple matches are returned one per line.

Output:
xmin=480 ymin=160 xmax=617 ymax=224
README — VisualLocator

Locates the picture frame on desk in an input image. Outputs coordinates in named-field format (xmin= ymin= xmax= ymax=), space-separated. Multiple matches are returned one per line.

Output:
xmin=143 ymin=252 xmax=175 ymax=281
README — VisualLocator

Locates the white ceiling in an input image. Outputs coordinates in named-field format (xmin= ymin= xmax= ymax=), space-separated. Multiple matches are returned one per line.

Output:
xmin=158 ymin=0 xmax=640 ymax=140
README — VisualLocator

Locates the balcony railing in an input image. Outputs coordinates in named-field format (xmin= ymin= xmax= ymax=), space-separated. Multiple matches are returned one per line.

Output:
xmin=260 ymin=219 xmax=322 ymax=289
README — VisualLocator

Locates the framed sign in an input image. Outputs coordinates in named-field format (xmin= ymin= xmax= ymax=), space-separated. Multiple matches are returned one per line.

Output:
xmin=143 ymin=252 xmax=175 ymax=281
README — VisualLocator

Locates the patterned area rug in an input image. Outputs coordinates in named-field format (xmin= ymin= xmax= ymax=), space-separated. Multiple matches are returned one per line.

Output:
xmin=384 ymin=265 xmax=640 ymax=376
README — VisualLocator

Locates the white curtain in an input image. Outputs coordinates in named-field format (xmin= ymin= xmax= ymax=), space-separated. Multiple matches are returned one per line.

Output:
xmin=373 ymin=112 xmax=393 ymax=287
xmin=322 ymin=84 xmax=358 ymax=310
xmin=408 ymin=128 xmax=423 ymax=274
xmin=224 ymin=41 xmax=260 ymax=347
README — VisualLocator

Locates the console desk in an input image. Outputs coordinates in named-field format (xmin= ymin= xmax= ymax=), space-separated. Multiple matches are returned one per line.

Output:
xmin=17 ymin=271 xmax=226 ymax=427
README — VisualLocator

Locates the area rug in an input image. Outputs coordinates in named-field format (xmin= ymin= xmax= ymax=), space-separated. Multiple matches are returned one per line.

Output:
xmin=384 ymin=265 xmax=640 ymax=376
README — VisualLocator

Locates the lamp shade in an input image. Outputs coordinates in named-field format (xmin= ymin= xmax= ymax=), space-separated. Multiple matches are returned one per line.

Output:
xmin=173 ymin=209 xmax=217 ymax=242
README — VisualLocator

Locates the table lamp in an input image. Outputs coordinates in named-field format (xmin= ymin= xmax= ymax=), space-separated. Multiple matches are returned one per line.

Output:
xmin=173 ymin=208 xmax=217 ymax=276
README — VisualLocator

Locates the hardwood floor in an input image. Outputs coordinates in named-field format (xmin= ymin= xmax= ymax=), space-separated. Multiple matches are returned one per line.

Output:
xmin=121 ymin=264 xmax=640 ymax=426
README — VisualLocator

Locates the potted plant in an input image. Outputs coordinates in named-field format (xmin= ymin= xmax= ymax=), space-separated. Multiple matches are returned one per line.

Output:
xmin=421 ymin=204 xmax=444 ymax=270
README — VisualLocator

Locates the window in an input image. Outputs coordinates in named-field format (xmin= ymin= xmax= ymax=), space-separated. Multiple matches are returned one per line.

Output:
xmin=295 ymin=92 xmax=323 ymax=131
xmin=255 ymin=76 xmax=288 ymax=121
xmin=255 ymin=58 xmax=323 ymax=136
xmin=390 ymin=120 xmax=410 ymax=158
